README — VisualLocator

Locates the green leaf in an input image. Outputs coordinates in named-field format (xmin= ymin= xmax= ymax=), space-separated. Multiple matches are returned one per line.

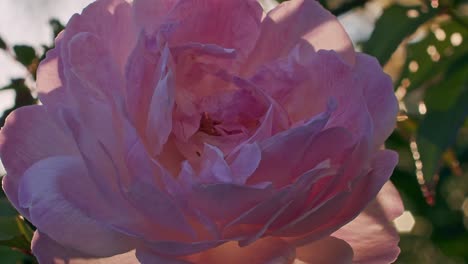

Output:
xmin=397 ymin=20 xmax=468 ymax=93
xmin=49 ymin=19 xmax=65 ymax=39
xmin=416 ymin=58 xmax=468 ymax=183
xmin=13 ymin=45 xmax=37 ymax=67
xmin=0 ymin=213 xmax=31 ymax=251
xmin=0 ymin=189 xmax=33 ymax=251
xmin=0 ymin=246 xmax=35 ymax=264
xmin=0 ymin=37 xmax=6 ymax=50
xmin=363 ymin=4 xmax=436 ymax=66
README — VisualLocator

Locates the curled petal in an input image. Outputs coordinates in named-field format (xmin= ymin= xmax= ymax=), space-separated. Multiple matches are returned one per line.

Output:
xmin=18 ymin=156 xmax=135 ymax=256
xmin=332 ymin=182 xmax=403 ymax=264
xmin=0 ymin=106 xmax=78 ymax=217
xmin=245 ymin=0 xmax=355 ymax=73
xmin=163 ymin=0 xmax=263 ymax=58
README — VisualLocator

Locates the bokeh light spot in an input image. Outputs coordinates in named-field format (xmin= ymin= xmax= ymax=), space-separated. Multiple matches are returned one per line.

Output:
xmin=394 ymin=211 xmax=416 ymax=233
xmin=450 ymin=32 xmax=463 ymax=47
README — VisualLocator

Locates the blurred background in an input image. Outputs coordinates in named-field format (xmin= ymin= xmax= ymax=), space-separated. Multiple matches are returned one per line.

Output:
xmin=0 ymin=0 xmax=467 ymax=263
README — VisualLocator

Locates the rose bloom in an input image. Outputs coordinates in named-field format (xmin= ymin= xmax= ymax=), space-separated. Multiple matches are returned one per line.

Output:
xmin=0 ymin=0 xmax=403 ymax=263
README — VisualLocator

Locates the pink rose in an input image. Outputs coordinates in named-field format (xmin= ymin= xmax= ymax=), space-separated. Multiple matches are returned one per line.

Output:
xmin=0 ymin=0 xmax=403 ymax=263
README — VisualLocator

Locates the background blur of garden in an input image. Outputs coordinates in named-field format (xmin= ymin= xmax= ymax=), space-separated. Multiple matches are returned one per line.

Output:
xmin=0 ymin=0 xmax=467 ymax=263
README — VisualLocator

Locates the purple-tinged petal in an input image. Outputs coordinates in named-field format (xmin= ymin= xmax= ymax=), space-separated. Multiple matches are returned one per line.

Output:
xmin=32 ymin=232 xmax=138 ymax=264
xmin=125 ymin=33 xmax=172 ymax=137
xmin=67 ymin=32 xmax=125 ymax=101
xmin=163 ymin=0 xmax=263 ymax=59
xmin=187 ymin=182 xmax=273 ymax=224
xmin=133 ymin=0 xmax=177 ymax=34
xmin=223 ymin=166 xmax=334 ymax=245
xmin=285 ymin=150 xmax=398 ymax=246
xmin=145 ymin=45 xmax=176 ymax=155
xmin=63 ymin=0 xmax=136 ymax=74
xmin=0 ymin=106 xmax=78 ymax=217
xmin=228 ymin=143 xmax=262 ymax=184
xmin=247 ymin=104 xmax=341 ymax=187
xmin=294 ymin=236 xmax=353 ymax=264
xmin=185 ymin=238 xmax=296 ymax=264
xmin=332 ymin=182 xmax=403 ymax=264
xmin=18 ymin=156 xmax=135 ymax=256
xmin=245 ymin=0 xmax=355 ymax=74
xmin=354 ymin=54 xmax=398 ymax=149
xmin=198 ymin=144 xmax=233 ymax=183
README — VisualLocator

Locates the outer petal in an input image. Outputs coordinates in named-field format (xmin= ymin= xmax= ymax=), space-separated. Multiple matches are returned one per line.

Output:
xmin=38 ymin=0 xmax=136 ymax=105
xmin=248 ymin=112 xmax=354 ymax=187
xmin=18 ymin=156 xmax=136 ymax=256
xmin=185 ymin=238 xmax=296 ymax=264
xmin=223 ymin=165 xmax=334 ymax=245
xmin=245 ymin=0 xmax=355 ymax=73
xmin=252 ymin=49 xmax=397 ymax=150
xmin=32 ymin=232 xmax=138 ymax=264
xmin=163 ymin=0 xmax=263 ymax=58
xmin=332 ymin=182 xmax=403 ymax=264
xmin=252 ymin=49 xmax=372 ymax=141
xmin=354 ymin=54 xmax=398 ymax=148
xmin=63 ymin=0 xmax=136 ymax=74
xmin=285 ymin=150 xmax=398 ymax=246
xmin=0 ymin=106 xmax=78 ymax=217
xmin=186 ymin=182 xmax=273 ymax=224
xmin=295 ymin=236 xmax=353 ymax=264
xmin=133 ymin=0 xmax=177 ymax=34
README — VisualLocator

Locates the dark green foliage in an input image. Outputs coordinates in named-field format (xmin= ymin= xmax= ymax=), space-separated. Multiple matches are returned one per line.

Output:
xmin=0 ymin=37 xmax=6 ymax=50
xmin=12 ymin=46 xmax=37 ymax=68
xmin=363 ymin=4 xmax=437 ymax=66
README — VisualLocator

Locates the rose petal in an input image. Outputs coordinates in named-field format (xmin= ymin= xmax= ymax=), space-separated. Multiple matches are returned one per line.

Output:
xmin=228 ymin=143 xmax=262 ymax=184
xmin=133 ymin=0 xmax=177 ymax=34
xmin=125 ymin=34 xmax=174 ymax=138
xmin=18 ymin=156 xmax=135 ymax=256
xmin=68 ymin=32 xmax=125 ymax=100
xmin=186 ymin=238 xmax=296 ymax=264
xmin=223 ymin=166 xmax=334 ymax=244
xmin=0 ymin=106 xmax=78 ymax=217
xmin=245 ymin=0 xmax=355 ymax=74
xmin=32 ymin=232 xmax=138 ymax=264
xmin=248 ymin=110 xmax=355 ymax=188
xmin=252 ymin=49 xmax=372 ymax=143
xmin=354 ymin=54 xmax=398 ymax=149
xmin=145 ymin=45 xmax=176 ymax=155
xmin=143 ymin=240 xmax=226 ymax=257
xmin=295 ymin=236 xmax=354 ymax=264
xmin=271 ymin=141 xmax=369 ymax=238
xmin=63 ymin=0 xmax=136 ymax=73
xmin=38 ymin=0 xmax=135 ymax=104
xmin=124 ymin=139 xmax=195 ymax=241
xmin=332 ymin=182 xmax=403 ymax=264
xmin=164 ymin=0 xmax=263 ymax=58
xmin=285 ymin=150 xmax=398 ymax=246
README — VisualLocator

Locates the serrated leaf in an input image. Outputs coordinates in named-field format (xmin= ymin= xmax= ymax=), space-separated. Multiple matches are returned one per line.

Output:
xmin=13 ymin=45 xmax=37 ymax=67
xmin=363 ymin=4 xmax=436 ymax=66
xmin=416 ymin=59 xmax=468 ymax=183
